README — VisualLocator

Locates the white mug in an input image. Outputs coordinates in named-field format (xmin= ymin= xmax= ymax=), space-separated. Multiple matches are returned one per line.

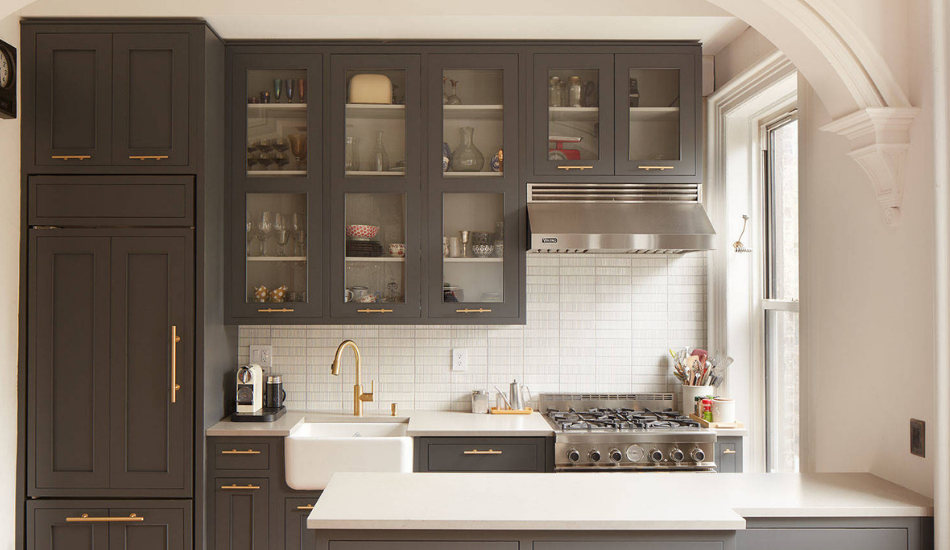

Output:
xmin=712 ymin=398 xmax=736 ymax=424
xmin=448 ymin=236 xmax=461 ymax=258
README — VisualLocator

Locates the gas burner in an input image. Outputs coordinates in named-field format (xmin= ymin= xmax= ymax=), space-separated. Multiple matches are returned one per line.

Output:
xmin=546 ymin=407 xmax=700 ymax=432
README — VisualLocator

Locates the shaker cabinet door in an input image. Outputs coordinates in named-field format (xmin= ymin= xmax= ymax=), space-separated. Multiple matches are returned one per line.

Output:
xmin=109 ymin=506 xmax=191 ymax=550
xmin=112 ymin=33 xmax=191 ymax=166
xmin=34 ymin=33 xmax=112 ymax=166
xmin=30 ymin=507 xmax=110 ymax=550
xmin=29 ymin=235 xmax=112 ymax=493
xmin=109 ymin=235 xmax=193 ymax=494
xmin=214 ymin=478 xmax=270 ymax=550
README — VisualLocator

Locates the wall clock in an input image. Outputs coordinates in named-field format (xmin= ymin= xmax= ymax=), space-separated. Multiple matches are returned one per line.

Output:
xmin=0 ymin=39 xmax=16 ymax=119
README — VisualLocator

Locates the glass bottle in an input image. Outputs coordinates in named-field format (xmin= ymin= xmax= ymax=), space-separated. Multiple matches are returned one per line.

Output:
xmin=449 ymin=126 xmax=485 ymax=172
xmin=568 ymin=76 xmax=583 ymax=108
xmin=446 ymin=79 xmax=461 ymax=105
xmin=369 ymin=130 xmax=390 ymax=172
xmin=345 ymin=136 xmax=361 ymax=172
xmin=548 ymin=76 xmax=560 ymax=107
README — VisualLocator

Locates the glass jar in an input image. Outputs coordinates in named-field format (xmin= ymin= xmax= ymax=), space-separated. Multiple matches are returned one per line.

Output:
xmin=344 ymin=136 xmax=361 ymax=172
xmin=471 ymin=390 xmax=490 ymax=414
xmin=547 ymin=76 xmax=561 ymax=107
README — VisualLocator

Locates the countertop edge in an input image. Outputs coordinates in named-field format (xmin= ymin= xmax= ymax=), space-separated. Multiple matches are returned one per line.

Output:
xmin=306 ymin=518 xmax=748 ymax=531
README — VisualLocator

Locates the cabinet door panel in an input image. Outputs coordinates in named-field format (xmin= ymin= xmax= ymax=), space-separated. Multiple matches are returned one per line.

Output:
xmin=110 ymin=235 xmax=193 ymax=492
xmin=31 ymin=508 xmax=109 ymax=550
xmin=214 ymin=478 xmax=269 ymax=550
xmin=286 ymin=497 xmax=321 ymax=550
xmin=30 ymin=236 xmax=111 ymax=491
xmin=34 ymin=33 xmax=112 ymax=165
xmin=113 ymin=33 xmax=190 ymax=166
xmin=737 ymin=529 xmax=907 ymax=550
xmin=109 ymin=507 xmax=190 ymax=550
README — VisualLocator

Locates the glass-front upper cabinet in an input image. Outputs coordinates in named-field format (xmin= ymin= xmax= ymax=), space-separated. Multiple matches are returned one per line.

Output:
xmin=230 ymin=54 xmax=323 ymax=320
xmin=330 ymin=55 xmax=421 ymax=182
xmin=428 ymin=54 xmax=519 ymax=185
xmin=615 ymin=53 xmax=697 ymax=177
xmin=532 ymin=54 xmax=614 ymax=176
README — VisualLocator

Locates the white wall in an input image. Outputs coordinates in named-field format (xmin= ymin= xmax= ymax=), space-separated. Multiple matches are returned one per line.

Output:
xmin=0 ymin=13 xmax=18 ymax=550
xmin=713 ymin=27 xmax=778 ymax=88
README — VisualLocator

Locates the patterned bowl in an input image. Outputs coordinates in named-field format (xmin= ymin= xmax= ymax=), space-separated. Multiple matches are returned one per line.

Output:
xmin=346 ymin=224 xmax=380 ymax=239
xmin=472 ymin=244 xmax=494 ymax=258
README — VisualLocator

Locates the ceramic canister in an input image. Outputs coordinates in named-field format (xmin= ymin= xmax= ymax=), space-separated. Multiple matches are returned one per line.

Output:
xmin=712 ymin=398 xmax=736 ymax=424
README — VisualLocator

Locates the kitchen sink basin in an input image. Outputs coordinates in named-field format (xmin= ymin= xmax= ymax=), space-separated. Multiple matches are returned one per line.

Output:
xmin=284 ymin=422 xmax=412 ymax=490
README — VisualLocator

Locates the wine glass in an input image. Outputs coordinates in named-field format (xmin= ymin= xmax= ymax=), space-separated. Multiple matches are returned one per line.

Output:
xmin=291 ymin=213 xmax=305 ymax=256
xmin=273 ymin=78 xmax=282 ymax=103
xmin=296 ymin=79 xmax=307 ymax=103
xmin=285 ymin=79 xmax=295 ymax=103
xmin=288 ymin=134 xmax=307 ymax=171
xmin=257 ymin=211 xmax=273 ymax=256
xmin=274 ymin=213 xmax=289 ymax=257
xmin=245 ymin=211 xmax=253 ymax=256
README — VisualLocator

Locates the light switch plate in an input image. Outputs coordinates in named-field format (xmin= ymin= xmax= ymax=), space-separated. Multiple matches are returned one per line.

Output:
xmin=452 ymin=349 xmax=468 ymax=372
xmin=249 ymin=345 xmax=273 ymax=368
xmin=911 ymin=419 xmax=925 ymax=457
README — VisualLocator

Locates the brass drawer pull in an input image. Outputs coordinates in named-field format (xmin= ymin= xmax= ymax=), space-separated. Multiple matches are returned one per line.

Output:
xmin=463 ymin=449 xmax=503 ymax=455
xmin=221 ymin=449 xmax=261 ymax=455
xmin=129 ymin=155 xmax=169 ymax=161
xmin=296 ymin=505 xmax=314 ymax=511
xmin=638 ymin=165 xmax=675 ymax=171
xmin=171 ymin=325 xmax=181 ymax=404
xmin=358 ymin=308 xmax=393 ymax=314
xmin=67 ymin=514 xmax=143 ymax=523
xmin=557 ymin=165 xmax=593 ymax=171
xmin=258 ymin=308 xmax=294 ymax=313
xmin=457 ymin=308 xmax=492 ymax=314
xmin=221 ymin=484 xmax=260 ymax=490
xmin=722 ymin=449 xmax=737 ymax=455
xmin=51 ymin=155 xmax=91 ymax=161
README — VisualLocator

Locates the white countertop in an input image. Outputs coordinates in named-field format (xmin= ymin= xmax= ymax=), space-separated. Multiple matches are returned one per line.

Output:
xmin=307 ymin=472 xmax=932 ymax=531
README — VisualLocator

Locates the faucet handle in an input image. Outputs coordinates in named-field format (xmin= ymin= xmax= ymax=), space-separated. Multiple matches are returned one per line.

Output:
xmin=360 ymin=380 xmax=376 ymax=402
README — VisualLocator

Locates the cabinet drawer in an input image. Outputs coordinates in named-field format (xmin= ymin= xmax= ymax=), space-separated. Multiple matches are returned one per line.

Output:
xmin=214 ymin=442 xmax=270 ymax=470
xmin=423 ymin=438 xmax=546 ymax=472
xmin=29 ymin=175 xmax=194 ymax=227
xmin=737 ymin=528 xmax=907 ymax=550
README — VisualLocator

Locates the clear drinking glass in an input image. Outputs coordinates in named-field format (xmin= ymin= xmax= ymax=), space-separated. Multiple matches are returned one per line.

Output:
xmin=274 ymin=213 xmax=289 ymax=257
xmin=370 ymin=130 xmax=390 ymax=172
xmin=257 ymin=211 xmax=273 ymax=256
xmin=345 ymin=136 xmax=361 ymax=172
xmin=291 ymin=213 xmax=305 ymax=256
xmin=245 ymin=211 xmax=253 ymax=256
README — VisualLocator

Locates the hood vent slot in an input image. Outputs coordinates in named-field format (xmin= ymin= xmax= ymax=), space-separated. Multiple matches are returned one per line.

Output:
xmin=529 ymin=183 xmax=700 ymax=204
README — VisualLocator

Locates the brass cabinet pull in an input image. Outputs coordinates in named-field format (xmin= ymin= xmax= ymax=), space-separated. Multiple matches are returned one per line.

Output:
xmin=457 ymin=308 xmax=492 ymax=314
xmin=221 ymin=449 xmax=261 ymax=455
xmin=296 ymin=505 xmax=314 ymax=511
xmin=637 ymin=165 xmax=675 ymax=171
xmin=463 ymin=449 xmax=503 ymax=455
xmin=51 ymin=155 xmax=91 ymax=161
xmin=67 ymin=514 xmax=144 ymax=523
xmin=129 ymin=155 xmax=169 ymax=161
xmin=258 ymin=308 xmax=294 ymax=313
xmin=557 ymin=165 xmax=593 ymax=171
xmin=171 ymin=325 xmax=181 ymax=403
xmin=722 ymin=449 xmax=737 ymax=455
xmin=358 ymin=308 xmax=393 ymax=314
xmin=221 ymin=484 xmax=260 ymax=490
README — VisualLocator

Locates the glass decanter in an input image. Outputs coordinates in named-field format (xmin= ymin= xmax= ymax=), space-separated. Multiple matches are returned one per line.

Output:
xmin=449 ymin=126 xmax=485 ymax=172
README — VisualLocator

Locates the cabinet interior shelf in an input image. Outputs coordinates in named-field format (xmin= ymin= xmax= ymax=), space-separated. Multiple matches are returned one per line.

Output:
xmin=443 ymin=171 xmax=502 ymax=178
xmin=346 ymin=103 xmax=406 ymax=120
xmin=628 ymin=106 xmax=680 ymax=122
xmin=247 ymin=170 xmax=307 ymax=177
xmin=346 ymin=170 xmax=406 ymax=176
xmin=443 ymin=104 xmax=504 ymax=120
xmin=248 ymin=103 xmax=308 ymax=118
xmin=444 ymin=257 xmax=504 ymax=263
xmin=247 ymin=256 xmax=307 ymax=262
xmin=549 ymin=106 xmax=598 ymax=122
xmin=345 ymin=256 xmax=405 ymax=262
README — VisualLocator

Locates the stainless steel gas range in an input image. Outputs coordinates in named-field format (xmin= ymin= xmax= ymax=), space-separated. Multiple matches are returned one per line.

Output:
xmin=539 ymin=393 xmax=718 ymax=472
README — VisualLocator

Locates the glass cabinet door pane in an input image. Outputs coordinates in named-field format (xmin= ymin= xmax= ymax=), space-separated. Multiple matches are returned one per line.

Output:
xmin=442 ymin=193 xmax=505 ymax=304
xmin=345 ymin=69 xmax=407 ymax=177
xmin=627 ymin=67 xmax=681 ymax=162
xmin=246 ymin=193 xmax=308 ymax=304
xmin=547 ymin=68 xmax=600 ymax=162
xmin=442 ymin=69 xmax=504 ymax=177
xmin=246 ymin=69 xmax=309 ymax=177
xmin=344 ymin=194 xmax=407 ymax=304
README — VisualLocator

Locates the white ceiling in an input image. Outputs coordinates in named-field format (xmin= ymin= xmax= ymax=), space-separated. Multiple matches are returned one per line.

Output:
xmin=15 ymin=0 xmax=749 ymax=54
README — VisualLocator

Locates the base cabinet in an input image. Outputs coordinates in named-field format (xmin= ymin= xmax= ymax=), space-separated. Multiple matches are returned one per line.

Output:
xmin=214 ymin=478 xmax=270 ymax=550
xmin=715 ymin=436 xmax=743 ymax=473
xmin=737 ymin=529 xmax=906 ymax=550
xmin=28 ymin=500 xmax=191 ymax=550
xmin=286 ymin=497 xmax=322 ymax=550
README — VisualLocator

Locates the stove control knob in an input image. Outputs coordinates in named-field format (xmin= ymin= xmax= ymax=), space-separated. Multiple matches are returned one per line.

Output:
xmin=567 ymin=449 xmax=581 ymax=463
xmin=669 ymin=447 xmax=685 ymax=463
xmin=649 ymin=448 xmax=664 ymax=463
xmin=609 ymin=449 xmax=623 ymax=462
xmin=589 ymin=449 xmax=602 ymax=462
xmin=626 ymin=445 xmax=645 ymax=463
xmin=690 ymin=448 xmax=706 ymax=463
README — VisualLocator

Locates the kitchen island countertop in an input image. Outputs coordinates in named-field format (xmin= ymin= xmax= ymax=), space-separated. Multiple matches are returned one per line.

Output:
xmin=307 ymin=472 xmax=933 ymax=531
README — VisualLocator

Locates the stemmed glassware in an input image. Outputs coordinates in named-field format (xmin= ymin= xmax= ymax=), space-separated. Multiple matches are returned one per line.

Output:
xmin=273 ymin=78 xmax=282 ymax=103
xmin=292 ymin=213 xmax=306 ymax=256
xmin=274 ymin=213 xmax=290 ymax=257
xmin=245 ymin=211 xmax=253 ymax=256
xmin=285 ymin=78 xmax=295 ymax=103
xmin=296 ymin=79 xmax=307 ymax=104
xmin=257 ymin=211 xmax=273 ymax=256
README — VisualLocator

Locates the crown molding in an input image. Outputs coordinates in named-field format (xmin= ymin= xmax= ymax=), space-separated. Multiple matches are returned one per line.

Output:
xmin=820 ymin=107 xmax=920 ymax=226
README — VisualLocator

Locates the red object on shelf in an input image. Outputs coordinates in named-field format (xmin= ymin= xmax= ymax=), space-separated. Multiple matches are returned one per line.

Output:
xmin=549 ymin=136 xmax=582 ymax=161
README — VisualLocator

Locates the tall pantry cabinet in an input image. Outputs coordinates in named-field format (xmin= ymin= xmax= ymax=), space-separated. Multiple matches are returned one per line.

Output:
xmin=19 ymin=20 xmax=235 ymax=550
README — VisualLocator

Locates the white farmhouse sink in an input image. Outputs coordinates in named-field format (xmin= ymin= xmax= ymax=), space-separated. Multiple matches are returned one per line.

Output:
xmin=284 ymin=422 xmax=413 ymax=490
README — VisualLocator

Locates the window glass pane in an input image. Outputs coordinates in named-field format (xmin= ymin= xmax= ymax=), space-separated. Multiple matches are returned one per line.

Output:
xmin=547 ymin=68 xmax=599 ymax=162
xmin=442 ymin=193 xmax=505 ymax=303
xmin=767 ymin=119 xmax=799 ymax=301
xmin=246 ymin=69 xmax=309 ymax=177
xmin=628 ymin=67 xmax=680 ymax=162
xmin=442 ymin=69 xmax=504 ymax=177
xmin=345 ymin=69 xmax=407 ymax=177
xmin=766 ymin=309 xmax=800 ymax=473
xmin=246 ymin=194 xmax=308 ymax=304
xmin=344 ymin=193 xmax=406 ymax=304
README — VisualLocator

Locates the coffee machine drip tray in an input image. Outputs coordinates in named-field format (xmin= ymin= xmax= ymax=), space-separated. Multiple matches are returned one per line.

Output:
xmin=230 ymin=406 xmax=287 ymax=423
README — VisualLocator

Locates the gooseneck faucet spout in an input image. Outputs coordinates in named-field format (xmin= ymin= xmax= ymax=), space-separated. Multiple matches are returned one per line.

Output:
xmin=330 ymin=340 xmax=375 ymax=416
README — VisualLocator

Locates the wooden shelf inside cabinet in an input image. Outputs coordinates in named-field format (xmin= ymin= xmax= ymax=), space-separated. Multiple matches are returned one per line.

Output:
xmin=549 ymin=106 xmax=599 ymax=122
xmin=345 ymin=103 xmax=406 ymax=120
xmin=443 ymin=104 xmax=504 ymax=120
xmin=443 ymin=171 xmax=502 ymax=178
xmin=247 ymin=256 xmax=308 ymax=262
xmin=345 ymin=170 xmax=406 ymax=176
xmin=444 ymin=257 xmax=503 ymax=263
xmin=628 ymin=107 xmax=680 ymax=122
xmin=247 ymin=103 xmax=308 ymax=118
xmin=247 ymin=170 xmax=307 ymax=177
xmin=345 ymin=256 xmax=405 ymax=263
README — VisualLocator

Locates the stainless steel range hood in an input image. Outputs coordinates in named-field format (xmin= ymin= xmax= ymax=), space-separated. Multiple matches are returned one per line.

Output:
xmin=527 ymin=183 xmax=716 ymax=254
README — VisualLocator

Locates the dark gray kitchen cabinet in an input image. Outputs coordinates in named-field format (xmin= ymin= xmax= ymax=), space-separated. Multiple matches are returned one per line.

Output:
xmin=214 ymin=478 xmax=270 ymax=550
xmin=34 ymin=33 xmax=113 ymax=166
xmin=737 ymin=528 xmax=905 ymax=550
xmin=28 ymin=230 xmax=194 ymax=497
xmin=112 ymin=33 xmax=190 ymax=166
xmin=415 ymin=437 xmax=552 ymax=472
xmin=286 ymin=497 xmax=320 ymax=550
xmin=716 ymin=436 xmax=743 ymax=473
xmin=28 ymin=501 xmax=192 ymax=550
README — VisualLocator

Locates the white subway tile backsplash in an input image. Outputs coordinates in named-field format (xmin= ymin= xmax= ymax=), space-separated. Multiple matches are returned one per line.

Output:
xmin=237 ymin=255 xmax=706 ymax=411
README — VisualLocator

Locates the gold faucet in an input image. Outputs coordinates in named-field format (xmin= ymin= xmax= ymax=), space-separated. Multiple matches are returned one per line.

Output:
xmin=330 ymin=340 xmax=375 ymax=417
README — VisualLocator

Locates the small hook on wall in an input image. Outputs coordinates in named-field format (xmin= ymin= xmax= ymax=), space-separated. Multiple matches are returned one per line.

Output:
xmin=733 ymin=215 xmax=752 ymax=253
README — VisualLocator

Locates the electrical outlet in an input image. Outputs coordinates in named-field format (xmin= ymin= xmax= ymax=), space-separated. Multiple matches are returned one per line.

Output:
xmin=452 ymin=349 xmax=468 ymax=372
xmin=911 ymin=419 xmax=925 ymax=458
xmin=249 ymin=345 xmax=273 ymax=369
